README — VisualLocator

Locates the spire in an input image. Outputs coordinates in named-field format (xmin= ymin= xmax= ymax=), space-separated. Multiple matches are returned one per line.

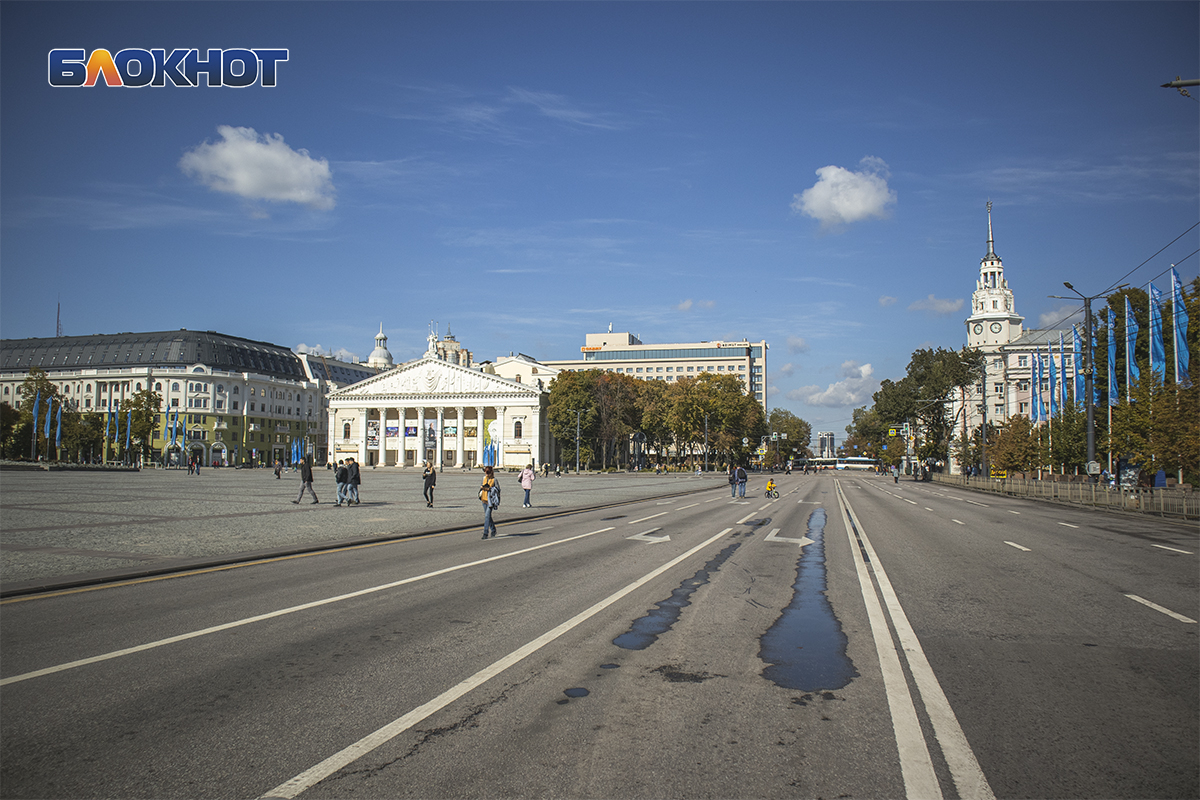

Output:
xmin=984 ymin=200 xmax=998 ymax=261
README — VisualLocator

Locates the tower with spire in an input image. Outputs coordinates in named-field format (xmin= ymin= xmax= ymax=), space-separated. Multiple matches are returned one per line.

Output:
xmin=965 ymin=202 xmax=1024 ymax=349
xmin=367 ymin=324 xmax=394 ymax=369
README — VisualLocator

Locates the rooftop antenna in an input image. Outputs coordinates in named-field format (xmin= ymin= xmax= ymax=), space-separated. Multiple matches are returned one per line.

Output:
xmin=56 ymin=299 xmax=63 ymax=337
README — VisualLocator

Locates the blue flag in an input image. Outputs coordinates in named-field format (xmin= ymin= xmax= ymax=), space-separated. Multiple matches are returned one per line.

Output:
xmin=55 ymin=403 xmax=63 ymax=449
xmin=1080 ymin=326 xmax=1089 ymax=410
xmin=1058 ymin=333 xmax=1066 ymax=414
xmin=1172 ymin=268 xmax=1190 ymax=385
xmin=126 ymin=410 xmax=132 ymax=452
xmin=1149 ymin=282 xmax=1165 ymax=382
xmin=1125 ymin=295 xmax=1139 ymax=400
xmin=1048 ymin=344 xmax=1059 ymax=418
xmin=44 ymin=399 xmax=53 ymax=439
xmin=105 ymin=406 xmax=111 ymax=441
xmin=1107 ymin=307 xmax=1118 ymax=406
xmin=1031 ymin=350 xmax=1042 ymax=422
xmin=32 ymin=391 xmax=41 ymax=435
xmin=113 ymin=401 xmax=120 ymax=444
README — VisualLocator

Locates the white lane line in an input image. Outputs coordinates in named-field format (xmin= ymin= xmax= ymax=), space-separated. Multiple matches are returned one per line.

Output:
xmin=736 ymin=512 xmax=758 ymax=524
xmin=1006 ymin=510 xmax=1021 ymax=515
xmin=1152 ymin=544 xmax=1194 ymax=554
xmin=0 ymin=526 xmax=620 ymax=687
xmin=1057 ymin=522 xmax=1079 ymax=529
xmin=1004 ymin=541 xmax=1031 ymax=552
xmin=925 ymin=507 xmax=934 ymax=512
xmin=952 ymin=520 xmax=964 ymax=525
xmin=1124 ymin=594 xmax=1198 ymax=624
xmin=705 ymin=497 xmax=725 ymax=503
xmin=963 ymin=499 xmax=989 ymax=507
xmin=904 ymin=499 xmax=918 ymax=505
xmin=757 ymin=503 xmax=773 ymax=512
xmin=259 ymin=527 xmax=736 ymax=799
xmin=627 ymin=512 xmax=668 ymax=525
xmin=676 ymin=503 xmax=699 ymax=510
xmin=836 ymin=481 xmax=994 ymax=800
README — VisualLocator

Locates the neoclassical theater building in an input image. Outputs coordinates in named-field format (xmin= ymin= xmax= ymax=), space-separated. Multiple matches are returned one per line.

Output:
xmin=328 ymin=332 xmax=553 ymax=469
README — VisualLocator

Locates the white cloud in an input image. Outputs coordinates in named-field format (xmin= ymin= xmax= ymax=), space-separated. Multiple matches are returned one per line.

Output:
xmin=676 ymin=299 xmax=714 ymax=312
xmin=296 ymin=343 xmax=358 ymax=363
xmin=777 ymin=362 xmax=798 ymax=377
xmin=908 ymin=294 xmax=964 ymax=316
xmin=879 ymin=295 xmax=898 ymax=307
xmin=786 ymin=336 xmax=810 ymax=354
xmin=791 ymin=156 xmax=897 ymax=229
xmin=676 ymin=299 xmax=693 ymax=311
xmin=180 ymin=125 xmax=335 ymax=210
xmin=786 ymin=361 xmax=877 ymax=407
xmin=1039 ymin=304 xmax=1082 ymax=329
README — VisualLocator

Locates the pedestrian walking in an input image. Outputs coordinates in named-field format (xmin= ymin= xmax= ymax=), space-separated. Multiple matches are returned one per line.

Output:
xmin=728 ymin=464 xmax=737 ymax=497
xmin=518 ymin=463 xmax=535 ymax=507
xmin=480 ymin=465 xmax=499 ymax=538
xmin=187 ymin=458 xmax=194 ymax=475
xmin=346 ymin=457 xmax=361 ymax=504
xmin=736 ymin=464 xmax=748 ymax=497
xmin=292 ymin=455 xmax=319 ymax=504
xmin=274 ymin=460 xmax=282 ymax=479
xmin=423 ymin=462 xmax=437 ymax=507
xmin=334 ymin=460 xmax=349 ymax=506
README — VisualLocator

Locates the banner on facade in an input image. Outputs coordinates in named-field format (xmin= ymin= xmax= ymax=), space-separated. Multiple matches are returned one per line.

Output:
xmin=367 ymin=421 xmax=379 ymax=448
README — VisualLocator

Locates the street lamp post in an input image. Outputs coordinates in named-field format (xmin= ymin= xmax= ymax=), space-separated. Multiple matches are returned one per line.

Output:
xmin=704 ymin=414 xmax=709 ymax=473
xmin=1052 ymin=282 xmax=1119 ymax=480
xmin=569 ymin=408 xmax=581 ymax=474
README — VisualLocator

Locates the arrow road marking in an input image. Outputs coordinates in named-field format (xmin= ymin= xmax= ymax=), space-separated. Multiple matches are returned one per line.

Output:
xmin=764 ymin=528 xmax=814 ymax=548
xmin=627 ymin=528 xmax=670 ymax=543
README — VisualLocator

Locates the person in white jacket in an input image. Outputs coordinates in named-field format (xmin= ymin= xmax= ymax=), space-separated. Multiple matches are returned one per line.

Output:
xmin=518 ymin=464 xmax=536 ymax=508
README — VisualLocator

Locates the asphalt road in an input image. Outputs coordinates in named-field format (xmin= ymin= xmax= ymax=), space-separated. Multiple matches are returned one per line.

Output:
xmin=1 ymin=472 xmax=1196 ymax=799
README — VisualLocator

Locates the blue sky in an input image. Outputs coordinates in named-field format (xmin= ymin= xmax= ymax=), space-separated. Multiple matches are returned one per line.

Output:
xmin=2 ymin=1 xmax=1197 ymax=436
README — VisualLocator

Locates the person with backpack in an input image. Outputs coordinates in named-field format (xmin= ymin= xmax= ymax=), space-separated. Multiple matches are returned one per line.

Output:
xmin=518 ymin=463 xmax=535 ymax=508
xmin=728 ymin=464 xmax=737 ymax=497
xmin=423 ymin=462 xmax=437 ymax=507
xmin=736 ymin=464 xmax=748 ymax=498
xmin=479 ymin=465 xmax=499 ymax=539
xmin=334 ymin=460 xmax=349 ymax=506
xmin=346 ymin=457 xmax=361 ymax=504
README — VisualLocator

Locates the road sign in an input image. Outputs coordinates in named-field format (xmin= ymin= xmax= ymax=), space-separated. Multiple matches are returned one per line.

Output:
xmin=742 ymin=437 xmax=749 ymax=445
xmin=888 ymin=428 xmax=898 ymax=437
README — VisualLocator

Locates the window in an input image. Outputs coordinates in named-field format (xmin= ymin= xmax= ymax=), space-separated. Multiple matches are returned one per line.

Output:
xmin=343 ymin=422 xmax=351 ymax=439
xmin=172 ymin=382 xmax=179 ymax=391
xmin=687 ymin=367 xmax=694 ymax=372
xmin=155 ymin=382 xmax=162 ymax=391
xmin=515 ymin=375 xmax=522 ymax=383
xmin=250 ymin=402 xmax=256 ymax=411
xmin=665 ymin=367 xmax=672 ymax=372
xmin=86 ymin=384 xmax=92 ymax=392
xmin=656 ymin=367 xmax=663 ymax=372
xmin=994 ymin=384 xmax=1003 ymax=394
xmin=217 ymin=384 xmax=224 ymax=394
xmin=135 ymin=383 xmax=141 ymax=391
xmin=85 ymin=398 xmax=91 ymax=408
xmin=232 ymin=401 xmax=239 ymax=411
xmin=636 ymin=368 xmax=643 ymax=373
xmin=513 ymin=421 xmax=523 ymax=438
xmin=2 ymin=387 xmax=6 ymax=395
xmin=995 ymin=405 xmax=1004 ymax=415
xmin=739 ymin=365 xmax=746 ymax=370
xmin=717 ymin=366 xmax=725 ymax=371
xmin=1018 ymin=355 xmax=1028 ymax=368
xmin=171 ymin=398 xmax=179 ymax=407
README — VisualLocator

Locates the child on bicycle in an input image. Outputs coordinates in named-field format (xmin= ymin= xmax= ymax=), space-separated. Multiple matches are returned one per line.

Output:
xmin=765 ymin=478 xmax=777 ymax=496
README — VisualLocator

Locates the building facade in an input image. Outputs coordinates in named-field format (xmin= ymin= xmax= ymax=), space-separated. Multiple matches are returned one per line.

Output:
xmin=1 ymin=329 xmax=379 ymax=466
xmin=327 ymin=333 xmax=553 ymax=469
xmin=540 ymin=329 xmax=769 ymax=412
xmin=946 ymin=207 xmax=1078 ymax=474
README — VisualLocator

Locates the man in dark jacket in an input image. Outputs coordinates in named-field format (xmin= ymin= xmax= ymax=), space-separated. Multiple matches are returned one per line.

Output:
xmin=292 ymin=455 xmax=319 ymax=504
xmin=334 ymin=460 xmax=349 ymax=506
xmin=346 ymin=457 xmax=361 ymax=504
xmin=422 ymin=462 xmax=437 ymax=507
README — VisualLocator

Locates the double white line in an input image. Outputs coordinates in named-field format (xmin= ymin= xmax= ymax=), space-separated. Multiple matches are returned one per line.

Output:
xmin=835 ymin=480 xmax=994 ymax=800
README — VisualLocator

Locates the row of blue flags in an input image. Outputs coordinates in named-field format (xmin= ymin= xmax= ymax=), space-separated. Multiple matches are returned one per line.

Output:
xmin=31 ymin=391 xmax=64 ymax=450
xmin=1032 ymin=269 xmax=1189 ymax=422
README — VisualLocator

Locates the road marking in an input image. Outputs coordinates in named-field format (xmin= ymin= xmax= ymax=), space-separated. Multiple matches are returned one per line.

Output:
xmin=676 ymin=503 xmax=699 ymax=510
xmin=259 ymin=527 xmax=736 ymax=799
xmin=1124 ymin=594 xmax=1197 ymax=624
xmin=904 ymin=499 xmax=918 ymax=505
xmin=627 ymin=528 xmax=670 ymax=544
xmin=736 ymin=512 xmax=758 ymax=524
xmin=925 ymin=507 xmax=933 ymax=512
xmin=1004 ymin=541 xmax=1031 ymax=552
xmin=1006 ymin=510 xmax=1021 ymax=515
xmin=764 ymin=528 xmax=814 ymax=548
xmin=757 ymin=503 xmax=773 ymax=512
xmin=0 ymin=526 xmax=621 ymax=687
xmin=963 ymin=499 xmax=989 ymax=507
xmin=627 ymin=512 xmax=668 ymax=524
xmin=797 ymin=500 xmax=821 ymax=504
xmin=1152 ymin=544 xmax=1194 ymax=554
xmin=705 ymin=497 xmax=725 ymax=503
xmin=1057 ymin=522 xmax=1079 ymax=529
xmin=836 ymin=481 xmax=994 ymax=800
xmin=952 ymin=520 xmax=964 ymax=525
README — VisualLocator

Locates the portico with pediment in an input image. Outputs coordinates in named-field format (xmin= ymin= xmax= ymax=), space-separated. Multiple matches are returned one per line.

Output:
xmin=327 ymin=356 xmax=551 ymax=469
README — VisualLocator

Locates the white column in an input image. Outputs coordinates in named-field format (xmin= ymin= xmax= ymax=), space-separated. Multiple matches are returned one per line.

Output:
xmin=397 ymin=407 xmax=407 ymax=466
xmin=417 ymin=407 xmax=426 ymax=465
xmin=436 ymin=407 xmax=445 ymax=468
xmin=455 ymin=407 xmax=465 ymax=468
xmin=358 ymin=407 xmax=368 ymax=465
xmin=328 ymin=407 xmax=337 ymax=464
xmin=529 ymin=407 xmax=541 ymax=468
xmin=496 ymin=406 xmax=507 ymax=469
xmin=476 ymin=406 xmax=485 ymax=467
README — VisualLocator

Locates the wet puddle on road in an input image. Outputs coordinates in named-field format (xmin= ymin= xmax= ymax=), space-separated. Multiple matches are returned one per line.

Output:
xmin=612 ymin=541 xmax=743 ymax=650
xmin=758 ymin=508 xmax=858 ymax=691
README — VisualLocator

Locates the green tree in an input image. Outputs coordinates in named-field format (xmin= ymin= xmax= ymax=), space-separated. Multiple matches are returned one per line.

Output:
xmin=594 ymin=372 xmax=639 ymax=468
xmin=635 ymin=379 xmax=674 ymax=467
xmin=124 ymin=389 xmax=163 ymax=464
xmin=769 ymin=408 xmax=812 ymax=465
xmin=547 ymin=370 xmax=599 ymax=470
xmin=1111 ymin=376 xmax=1199 ymax=483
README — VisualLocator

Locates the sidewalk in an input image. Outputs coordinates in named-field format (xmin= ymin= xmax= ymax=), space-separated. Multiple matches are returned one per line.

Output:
xmin=0 ymin=468 xmax=724 ymax=596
